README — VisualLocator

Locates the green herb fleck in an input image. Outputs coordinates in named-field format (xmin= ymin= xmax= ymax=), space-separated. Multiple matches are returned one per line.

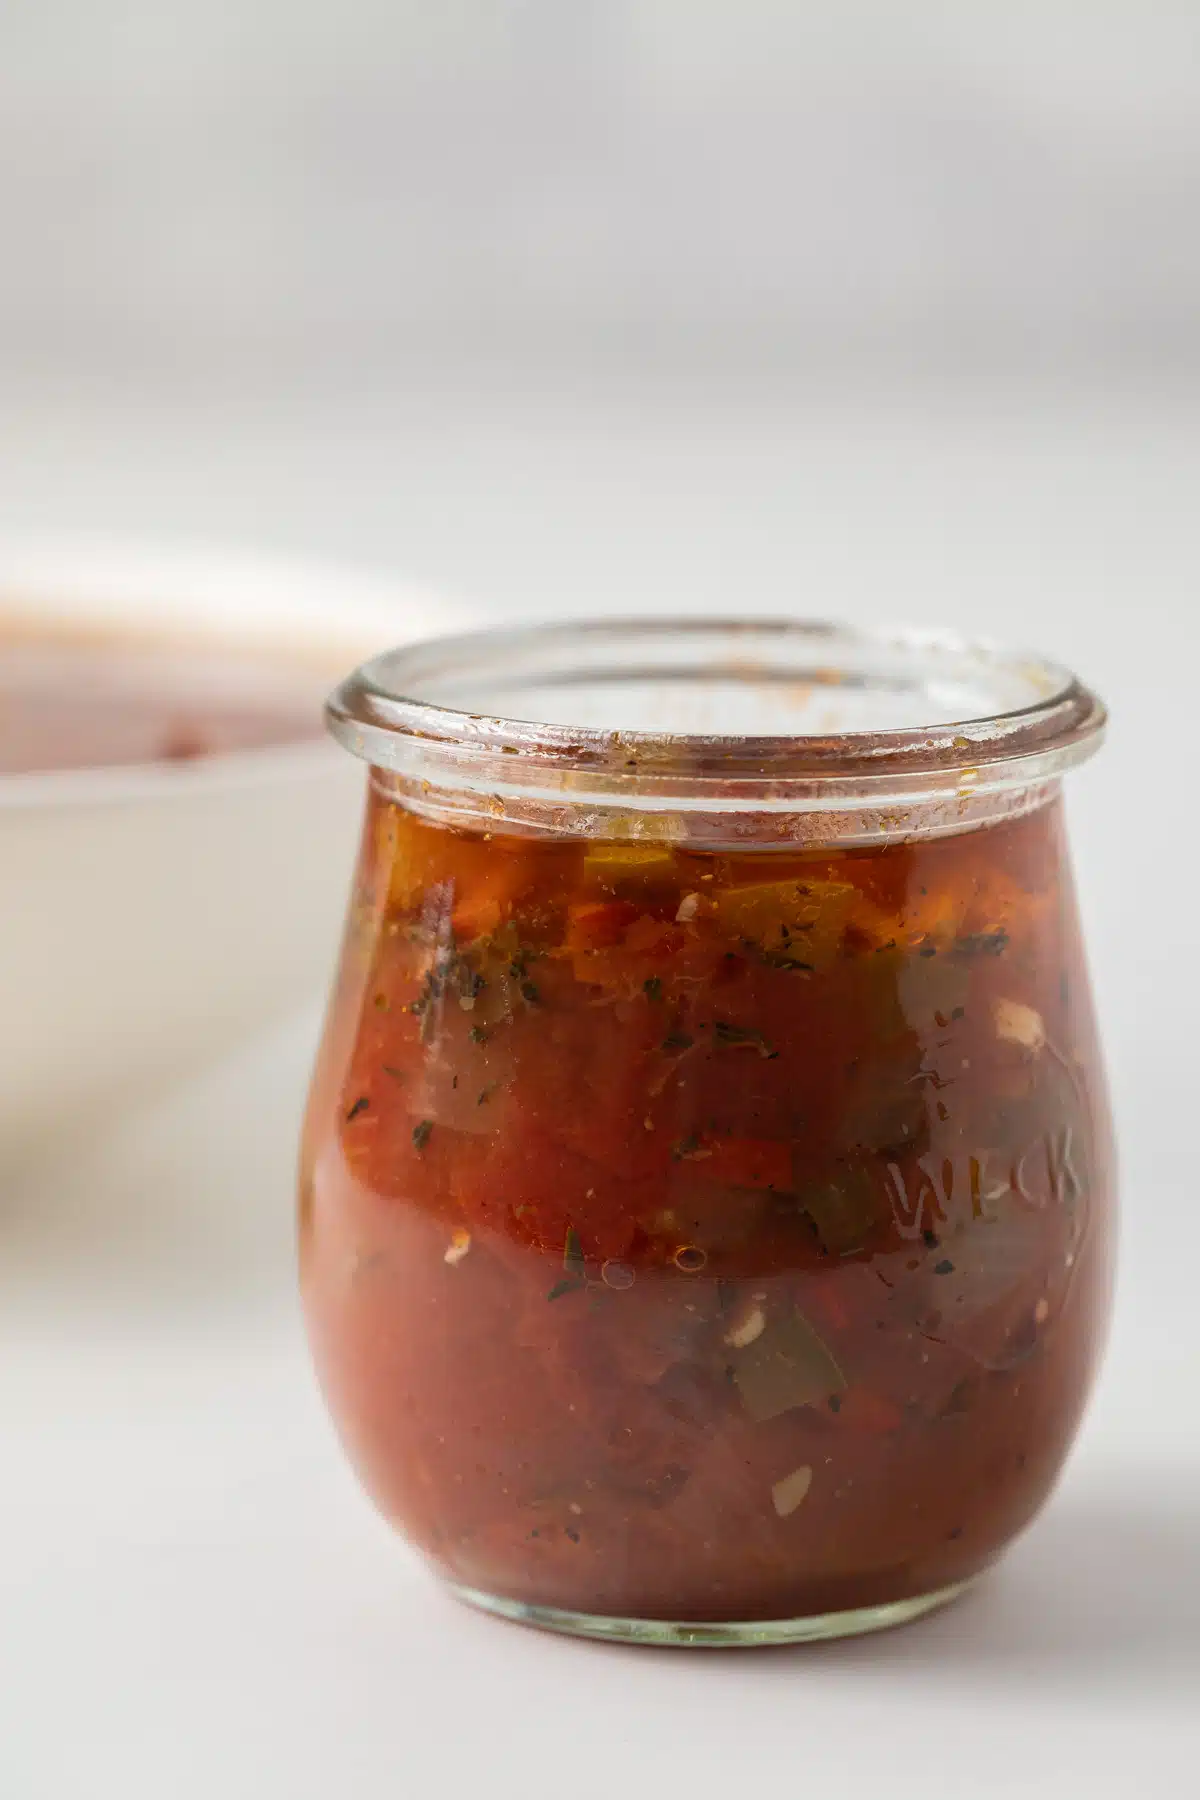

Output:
xmin=954 ymin=929 xmax=1008 ymax=959
xmin=713 ymin=1020 xmax=778 ymax=1059
xmin=828 ymin=1393 xmax=842 ymax=1413
xmin=763 ymin=952 xmax=815 ymax=972
xmin=933 ymin=1258 xmax=955 ymax=1276
xmin=662 ymin=1030 xmax=694 ymax=1053
xmin=563 ymin=1226 xmax=585 ymax=1278
xmin=941 ymin=1378 xmax=973 ymax=1416
xmin=519 ymin=979 xmax=541 ymax=1006
xmin=468 ymin=1025 xmax=490 ymax=1045
xmin=643 ymin=975 xmax=663 ymax=1001
xmin=671 ymin=1131 xmax=702 ymax=1161
xmin=412 ymin=1119 xmax=433 ymax=1152
xmin=922 ymin=1228 xmax=940 ymax=1249
xmin=449 ymin=957 xmax=486 ymax=1000
xmin=547 ymin=1226 xmax=588 ymax=1300
xmin=345 ymin=1096 xmax=370 ymax=1122
xmin=382 ymin=1065 xmax=405 ymax=1083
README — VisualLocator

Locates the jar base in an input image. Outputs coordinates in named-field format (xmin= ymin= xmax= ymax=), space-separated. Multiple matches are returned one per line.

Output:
xmin=449 ymin=1577 xmax=974 ymax=1648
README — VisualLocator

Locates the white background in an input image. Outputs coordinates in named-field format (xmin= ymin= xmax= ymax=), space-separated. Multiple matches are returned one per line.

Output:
xmin=3 ymin=1 xmax=1200 ymax=371
xmin=1 ymin=4 xmax=1198 ymax=1795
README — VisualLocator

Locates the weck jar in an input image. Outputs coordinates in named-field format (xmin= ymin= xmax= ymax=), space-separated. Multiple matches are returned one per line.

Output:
xmin=299 ymin=619 xmax=1113 ymax=1646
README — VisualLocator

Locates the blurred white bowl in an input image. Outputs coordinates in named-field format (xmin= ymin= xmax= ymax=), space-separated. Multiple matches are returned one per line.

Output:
xmin=0 ymin=538 xmax=480 ymax=1163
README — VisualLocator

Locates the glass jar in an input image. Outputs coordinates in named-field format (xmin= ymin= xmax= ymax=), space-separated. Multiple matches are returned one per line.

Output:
xmin=300 ymin=620 xmax=1113 ymax=1647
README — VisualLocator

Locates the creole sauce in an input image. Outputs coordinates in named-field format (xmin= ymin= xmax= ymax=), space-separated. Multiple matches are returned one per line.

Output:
xmin=0 ymin=634 xmax=323 ymax=775
xmin=301 ymin=787 xmax=1112 ymax=1624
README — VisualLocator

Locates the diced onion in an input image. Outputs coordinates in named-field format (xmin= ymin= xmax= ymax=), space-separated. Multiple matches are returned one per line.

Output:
xmin=771 ymin=1466 xmax=814 ymax=1518
xmin=444 ymin=1229 xmax=472 ymax=1266
xmin=724 ymin=1304 xmax=767 ymax=1349
xmin=994 ymin=998 xmax=1046 ymax=1052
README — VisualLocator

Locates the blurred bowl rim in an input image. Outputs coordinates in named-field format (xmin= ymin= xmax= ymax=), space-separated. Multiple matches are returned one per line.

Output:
xmin=0 ymin=534 xmax=469 ymax=810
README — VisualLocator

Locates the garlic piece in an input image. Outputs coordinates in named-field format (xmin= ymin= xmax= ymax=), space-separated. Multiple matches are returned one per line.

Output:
xmin=444 ymin=1228 xmax=471 ymax=1266
xmin=771 ymin=1465 xmax=814 ymax=1518
xmin=675 ymin=892 xmax=701 ymax=922
xmin=994 ymin=998 xmax=1046 ymax=1053
xmin=723 ymin=1304 xmax=766 ymax=1350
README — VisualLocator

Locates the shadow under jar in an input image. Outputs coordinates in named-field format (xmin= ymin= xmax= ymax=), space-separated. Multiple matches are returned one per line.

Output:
xmin=300 ymin=620 xmax=1113 ymax=1648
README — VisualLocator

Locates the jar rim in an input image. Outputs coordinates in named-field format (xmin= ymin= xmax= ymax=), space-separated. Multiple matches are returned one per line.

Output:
xmin=328 ymin=616 xmax=1104 ymax=792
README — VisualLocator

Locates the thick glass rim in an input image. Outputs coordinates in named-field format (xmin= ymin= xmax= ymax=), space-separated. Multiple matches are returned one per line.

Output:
xmin=326 ymin=618 xmax=1105 ymax=843
xmin=331 ymin=613 xmax=1101 ymax=762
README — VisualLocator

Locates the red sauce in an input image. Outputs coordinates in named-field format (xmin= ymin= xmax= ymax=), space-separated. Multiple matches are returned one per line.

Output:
xmin=301 ymin=788 xmax=1113 ymax=1624
xmin=0 ymin=634 xmax=324 ymax=774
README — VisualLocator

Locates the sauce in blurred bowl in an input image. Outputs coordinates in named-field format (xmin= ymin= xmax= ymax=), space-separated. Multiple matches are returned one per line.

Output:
xmin=0 ymin=538 xmax=479 ymax=1165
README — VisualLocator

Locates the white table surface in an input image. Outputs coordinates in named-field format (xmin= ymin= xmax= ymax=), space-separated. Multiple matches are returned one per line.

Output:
xmin=2 ymin=370 xmax=1198 ymax=1796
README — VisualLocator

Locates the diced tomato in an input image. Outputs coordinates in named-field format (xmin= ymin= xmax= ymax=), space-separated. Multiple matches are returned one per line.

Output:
xmin=565 ymin=899 xmax=640 ymax=953
xmin=450 ymin=1122 xmax=645 ymax=1262
xmin=451 ymin=894 xmax=505 ymax=941
xmin=451 ymin=856 xmax=541 ymax=942
xmin=570 ymin=916 xmax=684 ymax=990
xmin=808 ymin=1280 xmax=853 ymax=1332
xmin=844 ymin=891 xmax=900 ymax=951
xmin=691 ymin=1135 xmax=793 ymax=1193
xmin=838 ymin=1388 xmax=904 ymax=1433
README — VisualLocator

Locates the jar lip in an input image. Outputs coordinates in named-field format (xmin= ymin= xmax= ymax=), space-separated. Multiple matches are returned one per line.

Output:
xmin=327 ymin=616 xmax=1106 ymax=789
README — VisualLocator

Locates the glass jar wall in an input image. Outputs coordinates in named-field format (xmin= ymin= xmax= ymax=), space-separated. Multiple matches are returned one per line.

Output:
xmin=300 ymin=621 xmax=1113 ymax=1646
